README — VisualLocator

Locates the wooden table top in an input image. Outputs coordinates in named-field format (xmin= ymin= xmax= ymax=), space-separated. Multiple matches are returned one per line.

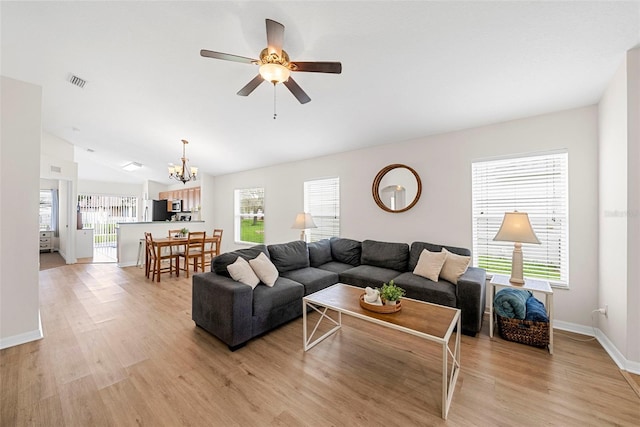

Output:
xmin=304 ymin=283 xmax=460 ymax=341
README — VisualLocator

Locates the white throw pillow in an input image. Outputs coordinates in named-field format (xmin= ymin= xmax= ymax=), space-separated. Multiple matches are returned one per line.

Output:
xmin=413 ymin=249 xmax=447 ymax=282
xmin=440 ymin=248 xmax=471 ymax=284
xmin=249 ymin=252 xmax=279 ymax=287
xmin=227 ymin=256 xmax=260 ymax=289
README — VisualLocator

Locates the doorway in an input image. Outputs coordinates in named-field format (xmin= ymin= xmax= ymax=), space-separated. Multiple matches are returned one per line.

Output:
xmin=77 ymin=194 xmax=138 ymax=263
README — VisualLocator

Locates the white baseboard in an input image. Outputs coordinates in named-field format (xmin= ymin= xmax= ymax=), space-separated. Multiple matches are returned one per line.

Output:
xmin=0 ymin=311 xmax=43 ymax=350
xmin=541 ymin=319 xmax=640 ymax=375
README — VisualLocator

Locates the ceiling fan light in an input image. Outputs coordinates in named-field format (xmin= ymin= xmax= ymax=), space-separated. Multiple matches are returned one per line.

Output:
xmin=259 ymin=63 xmax=290 ymax=83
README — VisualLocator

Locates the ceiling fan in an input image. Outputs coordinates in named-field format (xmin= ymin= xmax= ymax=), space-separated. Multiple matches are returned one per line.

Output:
xmin=200 ymin=19 xmax=342 ymax=105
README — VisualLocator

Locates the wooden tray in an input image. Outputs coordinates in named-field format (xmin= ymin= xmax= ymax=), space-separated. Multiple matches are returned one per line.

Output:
xmin=359 ymin=294 xmax=402 ymax=313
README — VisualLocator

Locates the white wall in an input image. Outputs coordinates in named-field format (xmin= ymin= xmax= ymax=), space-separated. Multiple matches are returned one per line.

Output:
xmin=598 ymin=48 xmax=640 ymax=371
xmin=212 ymin=106 xmax=599 ymax=327
xmin=0 ymin=76 xmax=43 ymax=349
xmin=598 ymin=58 xmax=629 ymax=357
xmin=625 ymin=48 xmax=640 ymax=367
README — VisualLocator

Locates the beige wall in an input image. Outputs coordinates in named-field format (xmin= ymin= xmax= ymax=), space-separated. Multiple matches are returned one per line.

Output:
xmin=0 ymin=76 xmax=42 ymax=348
xmin=212 ymin=106 xmax=599 ymax=328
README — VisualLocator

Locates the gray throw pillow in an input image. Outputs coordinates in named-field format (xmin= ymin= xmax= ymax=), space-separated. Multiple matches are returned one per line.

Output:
xmin=329 ymin=237 xmax=362 ymax=266
xmin=267 ymin=240 xmax=310 ymax=273
xmin=361 ymin=240 xmax=409 ymax=271
xmin=307 ymin=239 xmax=333 ymax=267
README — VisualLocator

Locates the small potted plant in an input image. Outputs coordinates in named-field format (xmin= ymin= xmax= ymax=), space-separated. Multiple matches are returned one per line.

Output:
xmin=180 ymin=227 xmax=189 ymax=237
xmin=378 ymin=280 xmax=406 ymax=305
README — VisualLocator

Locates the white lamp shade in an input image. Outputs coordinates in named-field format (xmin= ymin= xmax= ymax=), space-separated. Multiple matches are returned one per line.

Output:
xmin=291 ymin=212 xmax=317 ymax=229
xmin=493 ymin=211 xmax=540 ymax=244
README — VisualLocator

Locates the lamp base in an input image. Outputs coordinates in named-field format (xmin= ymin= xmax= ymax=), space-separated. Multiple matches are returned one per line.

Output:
xmin=509 ymin=242 xmax=525 ymax=286
xmin=509 ymin=277 xmax=525 ymax=286
xmin=300 ymin=230 xmax=306 ymax=241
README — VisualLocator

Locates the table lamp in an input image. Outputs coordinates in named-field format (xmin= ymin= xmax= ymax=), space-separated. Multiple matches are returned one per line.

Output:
xmin=291 ymin=212 xmax=317 ymax=242
xmin=493 ymin=211 xmax=540 ymax=285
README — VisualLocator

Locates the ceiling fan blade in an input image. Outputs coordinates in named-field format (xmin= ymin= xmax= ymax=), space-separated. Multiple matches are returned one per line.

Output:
xmin=237 ymin=75 xmax=265 ymax=96
xmin=291 ymin=62 xmax=342 ymax=74
xmin=265 ymin=19 xmax=284 ymax=56
xmin=200 ymin=49 xmax=256 ymax=64
xmin=283 ymin=77 xmax=311 ymax=104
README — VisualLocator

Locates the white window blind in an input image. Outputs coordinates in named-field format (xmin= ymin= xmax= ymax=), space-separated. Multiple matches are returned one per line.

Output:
xmin=304 ymin=177 xmax=340 ymax=242
xmin=234 ymin=188 xmax=265 ymax=244
xmin=472 ymin=152 xmax=569 ymax=287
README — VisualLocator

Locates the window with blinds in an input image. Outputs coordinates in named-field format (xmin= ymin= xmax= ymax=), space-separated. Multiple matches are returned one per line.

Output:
xmin=471 ymin=152 xmax=569 ymax=287
xmin=234 ymin=188 xmax=265 ymax=244
xmin=304 ymin=177 xmax=340 ymax=242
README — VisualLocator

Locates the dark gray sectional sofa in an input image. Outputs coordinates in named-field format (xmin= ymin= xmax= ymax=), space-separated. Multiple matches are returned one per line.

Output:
xmin=192 ymin=237 xmax=486 ymax=350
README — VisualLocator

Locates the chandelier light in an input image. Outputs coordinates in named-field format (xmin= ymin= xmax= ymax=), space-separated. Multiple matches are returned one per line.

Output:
xmin=168 ymin=139 xmax=198 ymax=184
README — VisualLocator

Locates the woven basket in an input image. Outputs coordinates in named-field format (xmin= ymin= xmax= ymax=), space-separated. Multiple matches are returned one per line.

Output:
xmin=496 ymin=315 xmax=550 ymax=348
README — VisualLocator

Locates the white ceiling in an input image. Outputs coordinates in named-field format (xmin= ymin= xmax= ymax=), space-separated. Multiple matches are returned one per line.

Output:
xmin=2 ymin=1 xmax=639 ymax=184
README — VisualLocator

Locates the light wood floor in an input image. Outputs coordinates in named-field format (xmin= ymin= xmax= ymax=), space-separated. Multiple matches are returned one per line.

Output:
xmin=2 ymin=264 xmax=639 ymax=426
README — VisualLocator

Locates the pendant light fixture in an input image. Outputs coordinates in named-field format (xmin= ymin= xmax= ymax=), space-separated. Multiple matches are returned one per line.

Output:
xmin=168 ymin=139 xmax=198 ymax=184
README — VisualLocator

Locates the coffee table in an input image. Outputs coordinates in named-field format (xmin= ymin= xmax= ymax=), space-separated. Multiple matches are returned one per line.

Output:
xmin=303 ymin=283 xmax=461 ymax=420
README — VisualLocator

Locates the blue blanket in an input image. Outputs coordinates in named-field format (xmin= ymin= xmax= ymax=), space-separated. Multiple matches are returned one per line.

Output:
xmin=494 ymin=288 xmax=532 ymax=319
xmin=524 ymin=296 xmax=549 ymax=322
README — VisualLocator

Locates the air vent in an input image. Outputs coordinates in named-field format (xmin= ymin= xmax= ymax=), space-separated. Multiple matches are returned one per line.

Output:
xmin=50 ymin=166 xmax=62 ymax=173
xmin=68 ymin=74 xmax=87 ymax=89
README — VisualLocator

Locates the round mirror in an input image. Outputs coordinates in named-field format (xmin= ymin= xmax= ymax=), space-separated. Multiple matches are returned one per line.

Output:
xmin=372 ymin=164 xmax=422 ymax=213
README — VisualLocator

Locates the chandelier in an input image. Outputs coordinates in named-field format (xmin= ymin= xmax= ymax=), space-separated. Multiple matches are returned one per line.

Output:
xmin=168 ymin=139 xmax=198 ymax=184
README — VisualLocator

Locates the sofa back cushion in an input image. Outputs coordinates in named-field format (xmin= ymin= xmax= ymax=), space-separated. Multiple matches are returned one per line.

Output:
xmin=361 ymin=240 xmax=409 ymax=271
xmin=267 ymin=240 xmax=310 ymax=273
xmin=212 ymin=245 xmax=269 ymax=277
xmin=330 ymin=237 xmax=362 ymax=266
xmin=307 ymin=239 xmax=333 ymax=267
xmin=408 ymin=241 xmax=471 ymax=272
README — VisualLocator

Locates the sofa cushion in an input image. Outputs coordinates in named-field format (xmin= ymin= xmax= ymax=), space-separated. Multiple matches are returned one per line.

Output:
xmin=267 ymin=240 xmax=310 ymax=273
xmin=307 ymin=239 xmax=333 ymax=267
xmin=317 ymin=261 xmax=354 ymax=274
xmin=409 ymin=241 xmax=471 ymax=272
xmin=361 ymin=240 xmax=409 ymax=271
xmin=281 ymin=267 xmax=339 ymax=295
xmin=413 ymin=249 xmax=447 ymax=282
xmin=227 ymin=256 xmax=260 ymax=289
xmin=330 ymin=237 xmax=362 ymax=266
xmin=252 ymin=277 xmax=304 ymax=318
xmin=339 ymin=265 xmax=401 ymax=289
xmin=249 ymin=252 xmax=279 ymax=287
xmin=213 ymin=245 xmax=269 ymax=277
xmin=392 ymin=272 xmax=457 ymax=308
xmin=440 ymin=248 xmax=471 ymax=285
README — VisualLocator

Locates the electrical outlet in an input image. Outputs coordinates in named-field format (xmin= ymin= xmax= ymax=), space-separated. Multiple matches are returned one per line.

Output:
xmin=597 ymin=305 xmax=608 ymax=317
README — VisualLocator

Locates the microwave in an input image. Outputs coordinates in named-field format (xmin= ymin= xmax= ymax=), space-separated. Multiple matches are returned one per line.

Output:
xmin=170 ymin=200 xmax=182 ymax=212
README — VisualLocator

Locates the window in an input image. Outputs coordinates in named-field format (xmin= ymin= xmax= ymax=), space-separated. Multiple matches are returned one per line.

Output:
xmin=235 ymin=188 xmax=265 ymax=244
xmin=472 ymin=152 xmax=568 ymax=287
xmin=39 ymin=189 xmax=59 ymax=234
xmin=304 ymin=177 xmax=340 ymax=241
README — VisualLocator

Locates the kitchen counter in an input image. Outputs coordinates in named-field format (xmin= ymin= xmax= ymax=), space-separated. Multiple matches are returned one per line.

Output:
xmin=116 ymin=221 xmax=207 ymax=267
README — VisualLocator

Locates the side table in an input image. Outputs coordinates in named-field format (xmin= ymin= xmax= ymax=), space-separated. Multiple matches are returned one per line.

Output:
xmin=489 ymin=274 xmax=554 ymax=354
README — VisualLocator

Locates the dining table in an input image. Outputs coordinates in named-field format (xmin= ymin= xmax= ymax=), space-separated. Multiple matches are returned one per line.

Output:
xmin=147 ymin=235 xmax=220 ymax=282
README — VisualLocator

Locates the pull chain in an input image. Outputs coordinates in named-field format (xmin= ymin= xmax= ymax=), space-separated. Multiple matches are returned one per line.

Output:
xmin=273 ymin=83 xmax=277 ymax=120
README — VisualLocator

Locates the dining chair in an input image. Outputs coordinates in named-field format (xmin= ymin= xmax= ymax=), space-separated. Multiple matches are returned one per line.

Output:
xmin=168 ymin=229 xmax=186 ymax=253
xmin=178 ymin=231 xmax=206 ymax=278
xmin=145 ymin=232 xmax=178 ymax=282
xmin=203 ymin=229 xmax=223 ymax=270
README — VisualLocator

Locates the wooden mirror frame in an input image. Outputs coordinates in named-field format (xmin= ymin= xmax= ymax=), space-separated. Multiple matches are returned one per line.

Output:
xmin=372 ymin=164 xmax=422 ymax=213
